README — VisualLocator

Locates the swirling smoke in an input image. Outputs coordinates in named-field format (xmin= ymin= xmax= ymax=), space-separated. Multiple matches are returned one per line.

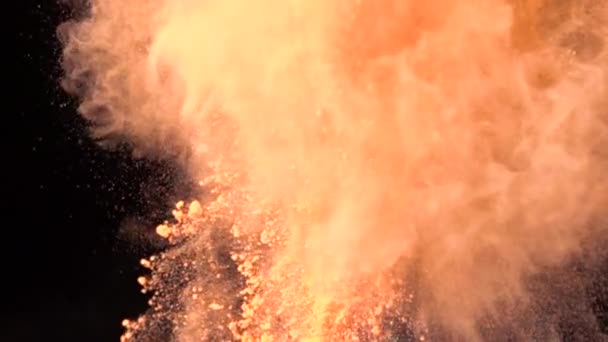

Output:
xmin=59 ymin=0 xmax=608 ymax=340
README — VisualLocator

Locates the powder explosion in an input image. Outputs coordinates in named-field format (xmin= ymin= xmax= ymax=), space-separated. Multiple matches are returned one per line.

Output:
xmin=59 ymin=0 xmax=608 ymax=340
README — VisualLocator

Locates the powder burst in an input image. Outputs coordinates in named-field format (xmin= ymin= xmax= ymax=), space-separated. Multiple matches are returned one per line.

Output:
xmin=59 ymin=1 xmax=608 ymax=340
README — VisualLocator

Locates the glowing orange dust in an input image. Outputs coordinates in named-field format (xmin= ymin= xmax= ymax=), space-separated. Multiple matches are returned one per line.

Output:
xmin=59 ymin=0 xmax=608 ymax=341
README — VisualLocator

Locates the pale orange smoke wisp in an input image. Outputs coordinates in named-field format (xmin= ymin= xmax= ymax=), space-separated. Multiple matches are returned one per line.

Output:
xmin=60 ymin=0 xmax=608 ymax=340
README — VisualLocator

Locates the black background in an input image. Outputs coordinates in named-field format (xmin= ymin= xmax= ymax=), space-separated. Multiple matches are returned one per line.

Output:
xmin=8 ymin=1 xmax=185 ymax=341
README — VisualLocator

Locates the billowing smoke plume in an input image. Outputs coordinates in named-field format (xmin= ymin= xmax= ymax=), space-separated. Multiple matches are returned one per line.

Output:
xmin=59 ymin=0 xmax=608 ymax=340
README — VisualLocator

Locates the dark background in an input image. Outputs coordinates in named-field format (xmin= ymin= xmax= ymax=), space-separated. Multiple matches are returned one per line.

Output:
xmin=8 ymin=1 xmax=186 ymax=340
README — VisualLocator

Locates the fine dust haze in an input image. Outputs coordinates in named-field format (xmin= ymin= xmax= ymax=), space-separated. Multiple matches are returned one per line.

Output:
xmin=59 ymin=0 xmax=608 ymax=341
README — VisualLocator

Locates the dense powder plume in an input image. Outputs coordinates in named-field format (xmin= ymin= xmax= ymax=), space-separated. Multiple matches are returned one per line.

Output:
xmin=59 ymin=0 xmax=608 ymax=340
